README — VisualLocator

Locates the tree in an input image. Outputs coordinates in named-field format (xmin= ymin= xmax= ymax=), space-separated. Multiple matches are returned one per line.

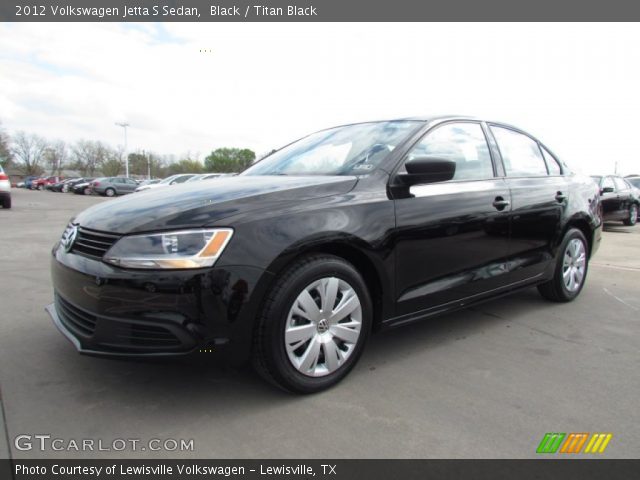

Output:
xmin=43 ymin=141 xmax=67 ymax=175
xmin=11 ymin=131 xmax=47 ymax=175
xmin=204 ymin=148 xmax=256 ymax=173
xmin=71 ymin=140 xmax=110 ymax=176
xmin=0 ymin=122 xmax=12 ymax=168
xmin=166 ymin=157 xmax=204 ymax=175
xmin=101 ymin=147 xmax=124 ymax=176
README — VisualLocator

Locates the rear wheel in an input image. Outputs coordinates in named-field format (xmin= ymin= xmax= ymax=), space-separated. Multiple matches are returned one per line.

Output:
xmin=2 ymin=196 xmax=10 ymax=209
xmin=83 ymin=187 xmax=91 ymax=195
xmin=105 ymin=188 xmax=115 ymax=197
xmin=623 ymin=204 xmax=637 ymax=226
xmin=37 ymin=184 xmax=44 ymax=191
xmin=538 ymin=228 xmax=589 ymax=302
xmin=253 ymin=255 xmax=372 ymax=393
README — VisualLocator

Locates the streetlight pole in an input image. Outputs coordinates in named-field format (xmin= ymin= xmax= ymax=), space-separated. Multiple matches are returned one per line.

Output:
xmin=115 ymin=122 xmax=130 ymax=177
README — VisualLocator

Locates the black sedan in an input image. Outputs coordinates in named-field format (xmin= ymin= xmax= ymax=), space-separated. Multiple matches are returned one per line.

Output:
xmin=71 ymin=178 xmax=95 ymax=195
xmin=591 ymin=175 xmax=638 ymax=226
xmin=47 ymin=116 xmax=602 ymax=393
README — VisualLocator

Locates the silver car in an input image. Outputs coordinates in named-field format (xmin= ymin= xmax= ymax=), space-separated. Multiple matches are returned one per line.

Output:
xmin=91 ymin=177 xmax=139 ymax=197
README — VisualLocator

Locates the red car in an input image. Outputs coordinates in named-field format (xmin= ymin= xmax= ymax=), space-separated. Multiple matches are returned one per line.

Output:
xmin=32 ymin=176 xmax=63 ymax=190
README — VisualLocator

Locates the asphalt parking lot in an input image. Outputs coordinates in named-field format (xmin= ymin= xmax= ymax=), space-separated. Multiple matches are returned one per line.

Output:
xmin=0 ymin=188 xmax=638 ymax=459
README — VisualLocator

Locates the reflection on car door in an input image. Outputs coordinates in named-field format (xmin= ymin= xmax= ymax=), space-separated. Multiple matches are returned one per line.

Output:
xmin=613 ymin=176 xmax=632 ymax=219
xmin=489 ymin=125 xmax=568 ymax=283
xmin=600 ymin=176 xmax=620 ymax=220
xmin=392 ymin=122 xmax=511 ymax=322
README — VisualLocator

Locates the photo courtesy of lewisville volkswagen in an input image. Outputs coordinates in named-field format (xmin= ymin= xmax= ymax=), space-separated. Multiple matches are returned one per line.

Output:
xmin=47 ymin=116 xmax=602 ymax=393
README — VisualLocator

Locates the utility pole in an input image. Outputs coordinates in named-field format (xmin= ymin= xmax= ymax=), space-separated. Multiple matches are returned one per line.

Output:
xmin=147 ymin=152 xmax=152 ymax=179
xmin=115 ymin=122 xmax=130 ymax=177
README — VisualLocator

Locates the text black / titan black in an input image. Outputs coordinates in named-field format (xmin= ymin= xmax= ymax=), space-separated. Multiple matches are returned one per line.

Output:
xmin=47 ymin=116 xmax=603 ymax=393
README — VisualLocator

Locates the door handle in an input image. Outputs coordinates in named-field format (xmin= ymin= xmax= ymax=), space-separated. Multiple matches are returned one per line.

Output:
xmin=555 ymin=192 xmax=567 ymax=203
xmin=492 ymin=197 xmax=510 ymax=210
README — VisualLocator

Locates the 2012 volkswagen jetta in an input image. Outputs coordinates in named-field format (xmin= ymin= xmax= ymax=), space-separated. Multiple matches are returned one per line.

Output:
xmin=47 ymin=116 xmax=602 ymax=393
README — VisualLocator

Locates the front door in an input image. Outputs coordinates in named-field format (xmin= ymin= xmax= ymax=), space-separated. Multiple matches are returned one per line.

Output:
xmin=393 ymin=122 xmax=511 ymax=320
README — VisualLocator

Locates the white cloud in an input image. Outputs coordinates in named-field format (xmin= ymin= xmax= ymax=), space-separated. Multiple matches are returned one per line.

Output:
xmin=1 ymin=22 xmax=639 ymax=174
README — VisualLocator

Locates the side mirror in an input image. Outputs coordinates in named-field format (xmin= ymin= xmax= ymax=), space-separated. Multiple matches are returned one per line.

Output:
xmin=399 ymin=156 xmax=456 ymax=186
xmin=601 ymin=186 xmax=614 ymax=195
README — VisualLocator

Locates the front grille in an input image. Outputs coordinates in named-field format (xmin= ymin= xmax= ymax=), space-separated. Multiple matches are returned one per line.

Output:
xmin=71 ymin=227 xmax=120 ymax=259
xmin=55 ymin=295 xmax=97 ymax=337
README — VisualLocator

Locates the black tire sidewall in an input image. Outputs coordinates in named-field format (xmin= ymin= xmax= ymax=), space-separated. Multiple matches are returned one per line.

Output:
xmin=262 ymin=256 xmax=372 ymax=393
xmin=556 ymin=229 xmax=589 ymax=301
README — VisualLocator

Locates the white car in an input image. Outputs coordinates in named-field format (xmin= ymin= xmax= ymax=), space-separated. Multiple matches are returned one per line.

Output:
xmin=134 ymin=173 xmax=196 ymax=192
xmin=0 ymin=165 xmax=11 ymax=209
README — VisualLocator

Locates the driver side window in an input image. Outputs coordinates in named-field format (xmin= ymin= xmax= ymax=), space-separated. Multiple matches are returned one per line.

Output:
xmin=405 ymin=123 xmax=494 ymax=181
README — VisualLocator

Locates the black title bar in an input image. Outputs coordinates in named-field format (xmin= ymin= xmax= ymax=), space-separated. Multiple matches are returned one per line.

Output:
xmin=3 ymin=0 xmax=640 ymax=21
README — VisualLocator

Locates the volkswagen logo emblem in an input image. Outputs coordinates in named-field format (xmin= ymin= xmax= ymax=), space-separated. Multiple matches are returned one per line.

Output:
xmin=62 ymin=225 xmax=78 ymax=253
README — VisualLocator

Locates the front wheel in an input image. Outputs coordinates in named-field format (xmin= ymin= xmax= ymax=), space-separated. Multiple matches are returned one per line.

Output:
xmin=623 ymin=204 xmax=637 ymax=226
xmin=253 ymin=255 xmax=372 ymax=393
xmin=538 ymin=228 xmax=589 ymax=302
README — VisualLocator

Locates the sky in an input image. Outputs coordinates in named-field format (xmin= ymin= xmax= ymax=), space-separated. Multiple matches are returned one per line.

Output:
xmin=0 ymin=22 xmax=639 ymax=175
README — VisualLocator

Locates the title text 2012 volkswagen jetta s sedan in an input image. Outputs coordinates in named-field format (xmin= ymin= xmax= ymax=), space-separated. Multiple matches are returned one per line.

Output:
xmin=47 ymin=116 xmax=602 ymax=393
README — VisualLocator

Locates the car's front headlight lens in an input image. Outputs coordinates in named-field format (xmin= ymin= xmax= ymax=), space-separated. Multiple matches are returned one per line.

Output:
xmin=103 ymin=228 xmax=233 ymax=269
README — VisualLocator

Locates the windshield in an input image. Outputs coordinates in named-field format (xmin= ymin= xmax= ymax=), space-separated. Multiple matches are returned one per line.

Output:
xmin=243 ymin=121 xmax=422 ymax=176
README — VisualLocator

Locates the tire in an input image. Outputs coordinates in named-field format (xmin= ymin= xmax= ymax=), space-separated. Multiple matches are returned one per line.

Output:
xmin=2 ymin=197 xmax=11 ymax=209
xmin=83 ymin=187 xmax=91 ymax=195
xmin=538 ymin=228 xmax=589 ymax=302
xmin=62 ymin=185 xmax=69 ymax=193
xmin=253 ymin=254 xmax=372 ymax=393
xmin=105 ymin=188 xmax=115 ymax=197
xmin=37 ymin=184 xmax=44 ymax=191
xmin=623 ymin=204 xmax=637 ymax=226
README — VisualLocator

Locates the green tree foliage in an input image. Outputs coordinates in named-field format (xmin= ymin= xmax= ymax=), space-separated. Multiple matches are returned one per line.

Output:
xmin=204 ymin=148 xmax=255 ymax=173
xmin=166 ymin=158 xmax=204 ymax=175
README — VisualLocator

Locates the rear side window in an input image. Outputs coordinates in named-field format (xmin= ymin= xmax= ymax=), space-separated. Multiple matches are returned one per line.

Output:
xmin=541 ymin=146 xmax=562 ymax=175
xmin=613 ymin=177 xmax=628 ymax=191
xmin=406 ymin=122 xmax=494 ymax=181
xmin=491 ymin=126 xmax=548 ymax=177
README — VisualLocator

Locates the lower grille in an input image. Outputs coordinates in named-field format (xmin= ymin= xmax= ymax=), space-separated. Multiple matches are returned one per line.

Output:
xmin=116 ymin=323 xmax=182 ymax=347
xmin=54 ymin=294 xmax=185 ymax=351
xmin=71 ymin=227 xmax=120 ymax=259
xmin=56 ymin=295 xmax=97 ymax=337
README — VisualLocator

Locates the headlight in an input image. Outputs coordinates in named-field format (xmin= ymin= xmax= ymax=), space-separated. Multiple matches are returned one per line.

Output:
xmin=103 ymin=228 xmax=233 ymax=269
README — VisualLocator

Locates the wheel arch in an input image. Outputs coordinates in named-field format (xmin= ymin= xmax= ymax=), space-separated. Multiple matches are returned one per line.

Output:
xmin=263 ymin=235 xmax=389 ymax=331
xmin=563 ymin=215 xmax=595 ymax=258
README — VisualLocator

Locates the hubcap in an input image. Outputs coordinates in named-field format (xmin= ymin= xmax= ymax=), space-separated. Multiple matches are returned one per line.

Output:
xmin=631 ymin=205 xmax=637 ymax=224
xmin=562 ymin=238 xmax=586 ymax=292
xmin=284 ymin=277 xmax=362 ymax=377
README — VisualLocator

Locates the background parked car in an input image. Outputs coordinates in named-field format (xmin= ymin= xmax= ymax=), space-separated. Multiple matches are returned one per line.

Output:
xmin=32 ymin=176 xmax=63 ymax=191
xmin=91 ymin=177 xmax=139 ymax=197
xmin=0 ymin=165 xmax=11 ymax=209
xmin=71 ymin=178 xmax=95 ymax=195
xmin=46 ymin=177 xmax=79 ymax=192
xmin=134 ymin=173 xmax=196 ymax=192
xmin=591 ymin=175 xmax=638 ymax=226
xmin=136 ymin=178 xmax=161 ymax=188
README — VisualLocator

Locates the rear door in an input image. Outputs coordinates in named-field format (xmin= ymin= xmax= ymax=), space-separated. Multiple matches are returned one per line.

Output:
xmin=613 ymin=176 xmax=633 ymax=218
xmin=489 ymin=125 xmax=569 ymax=282
xmin=600 ymin=176 xmax=620 ymax=220
xmin=393 ymin=121 xmax=511 ymax=318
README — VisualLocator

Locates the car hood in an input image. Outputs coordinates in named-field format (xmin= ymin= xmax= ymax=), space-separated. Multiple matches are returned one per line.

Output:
xmin=74 ymin=175 xmax=358 ymax=234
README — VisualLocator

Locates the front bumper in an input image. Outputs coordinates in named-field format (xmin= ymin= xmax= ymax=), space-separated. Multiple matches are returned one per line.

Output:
xmin=49 ymin=242 xmax=273 ymax=361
